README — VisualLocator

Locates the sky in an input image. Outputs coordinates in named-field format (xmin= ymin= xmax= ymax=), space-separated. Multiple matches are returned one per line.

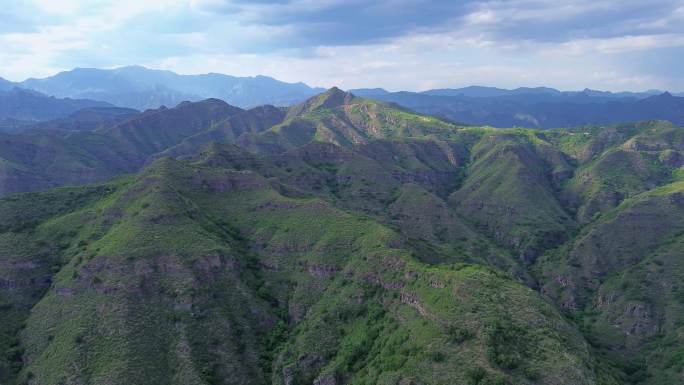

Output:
xmin=1 ymin=0 xmax=683 ymax=91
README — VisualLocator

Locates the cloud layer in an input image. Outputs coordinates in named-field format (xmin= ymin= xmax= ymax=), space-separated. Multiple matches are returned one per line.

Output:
xmin=1 ymin=0 xmax=683 ymax=91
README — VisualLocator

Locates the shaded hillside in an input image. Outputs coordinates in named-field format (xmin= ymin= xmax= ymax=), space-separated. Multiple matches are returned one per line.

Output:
xmin=2 ymin=89 xmax=684 ymax=384
xmin=0 ymin=99 xmax=246 ymax=196
xmin=0 ymin=153 xmax=611 ymax=385
xmin=16 ymin=107 xmax=140 ymax=133
xmin=236 ymin=88 xmax=464 ymax=153
xmin=534 ymin=122 xmax=684 ymax=385
xmin=0 ymin=88 xmax=112 ymax=128
xmin=0 ymin=88 xmax=465 ymax=197
xmin=154 ymin=105 xmax=287 ymax=160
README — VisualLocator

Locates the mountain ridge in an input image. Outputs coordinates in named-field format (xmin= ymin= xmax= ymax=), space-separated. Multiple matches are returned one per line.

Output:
xmin=0 ymin=87 xmax=114 ymax=131
xmin=18 ymin=66 xmax=325 ymax=110
xmin=0 ymin=77 xmax=15 ymax=91
xmin=351 ymin=89 xmax=684 ymax=128
xmin=414 ymin=86 xmax=664 ymax=99
xmin=1 ymin=88 xmax=684 ymax=384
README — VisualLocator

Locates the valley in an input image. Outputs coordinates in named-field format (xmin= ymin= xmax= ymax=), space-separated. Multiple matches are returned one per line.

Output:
xmin=1 ymin=88 xmax=684 ymax=384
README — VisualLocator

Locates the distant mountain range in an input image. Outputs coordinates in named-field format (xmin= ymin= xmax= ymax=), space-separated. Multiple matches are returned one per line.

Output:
xmin=2 ymin=67 xmax=684 ymax=130
xmin=17 ymin=106 xmax=139 ymax=132
xmin=0 ymin=67 xmax=324 ymax=130
xmin=425 ymin=85 xmax=675 ymax=99
xmin=18 ymin=66 xmax=325 ymax=110
xmin=354 ymin=85 xmax=677 ymax=99
xmin=351 ymin=87 xmax=684 ymax=128
xmin=3 ymin=88 xmax=684 ymax=384
xmin=0 ymin=87 xmax=113 ymax=132
xmin=0 ymin=76 xmax=15 ymax=91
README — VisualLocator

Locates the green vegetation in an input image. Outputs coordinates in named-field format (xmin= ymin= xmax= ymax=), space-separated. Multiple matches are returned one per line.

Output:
xmin=2 ymin=89 xmax=684 ymax=384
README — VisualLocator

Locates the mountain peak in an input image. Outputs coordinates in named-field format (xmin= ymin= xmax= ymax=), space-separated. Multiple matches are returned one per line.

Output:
xmin=289 ymin=87 xmax=356 ymax=116
xmin=316 ymin=87 xmax=355 ymax=107
xmin=0 ymin=76 xmax=14 ymax=91
xmin=168 ymin=98 xmax=243 ymax=117
xmin=117 ymin=64 xmax=149 ymax=71
xmin=641 ymin=91 xmax=677 ymax=103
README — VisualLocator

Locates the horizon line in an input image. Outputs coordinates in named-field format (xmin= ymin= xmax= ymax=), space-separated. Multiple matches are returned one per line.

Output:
xmin=2 ymin=65 xmax=682 ymax=95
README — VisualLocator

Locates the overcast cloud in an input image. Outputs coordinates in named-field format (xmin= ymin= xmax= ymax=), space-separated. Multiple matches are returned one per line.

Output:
xmin=1 ymin=0 xmax=683 ymax=91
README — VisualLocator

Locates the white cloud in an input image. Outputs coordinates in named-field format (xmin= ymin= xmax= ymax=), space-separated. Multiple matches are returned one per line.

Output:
xmin=539 ymin=33 xmax=684 ymax=56
xmin=0 ymin=0 xmax=682 ymax=91
xmin=145 ymin=27 xmax=680 ymax=92
xmin=29 ymin=0 xmax=85 ymax=14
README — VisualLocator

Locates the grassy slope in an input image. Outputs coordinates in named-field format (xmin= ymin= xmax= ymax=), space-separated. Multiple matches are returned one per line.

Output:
xmin=536 ymin=181 xmax=684 ymax=384
xmin=449 ymin=129 xmax=577 ymax=263
xmin=159 ymin=157 xmax=610 ymax=385
xmin=0 ymin=155 xmax=611 ymax=385
xmin=0 ymin=185 xmax=118 ymax=382
xmin=9 ymin=161 xmax=273 ymax=385
xmin=192 ymin=141 xmax=529 ymax=281
xmin=236 ymin=88 xmax=468 ymax=154
xmin=0 ymin=99 xmax=245 ymax=197
xmin=233 ymin=90 xmax=585 ymax=268
xmin=3 ymin=90 xmax=684 ymax=384
xmin=544 ymin=121 xmax=683 ymax=223
xmin=531 ymin=121 xmax=684 ymax=384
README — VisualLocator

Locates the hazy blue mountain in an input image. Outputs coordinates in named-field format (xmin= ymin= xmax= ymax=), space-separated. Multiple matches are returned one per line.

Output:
xmin=0 ymin=97 xmax=245 ymax=195
xmin=348 ymin=87 xmax=390 ymax=96
xmin=20 ymin=66 xmax=325 ymax=110
xmin=16 ymin=106 xmax=139 ymax=133
xmin=418 ymin=86 xmax=661 ymax=99
xmin=0 ymin=118 xmax=32 ymax=133
xmin=422 ymin=86 xmax=530 ymax=97
xmin=358 ymin=90 xmax=684 ymax=128
xmin=352 ymin=85 xmax=663 ymax=107
xmin=0 ymin=87 xmax=112 ymax=130
xmin=0 ymin=76 xmax=16 ymax=91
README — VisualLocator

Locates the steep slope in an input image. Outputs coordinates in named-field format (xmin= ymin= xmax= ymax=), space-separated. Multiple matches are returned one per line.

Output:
xmin=4 ymin=87 xmax=684 ymax=384
xmin=2 ymin=168 xmax=273 ymax=385
xmin=542 ymin=121 xmax=684 ymax=223
xmin=449 ymin=129 xmax=577 ymax=263
xmin=102 ymin=98 xmax=243 ymax=157
xmin=0 ymin=99 xmax=243 ymax=196
xmin=20 ymin=66 xmax=323 ymax=110
xmin=2 ymin=88 xmax=467 ymax=197
xmin=23 ymin=107 xmax=140 ymax=132
xmin=0 ymin=185 xmax=117 ymax=382
xmin=0 ymin=89 xmax=587 ymax=266
xmin=155 ymin=105 xmax=287 ymax=160
xmin=191 ymin=141 xmax=527 ymax=281
xmin=238 ymin=88 xmax=464 ymax=154
xmin=2 ymin=88 xmax=596 ymax=199
xmin=0 ymin=88 xmax=112 ymax=127
xmin=0 ymin=155 xmax=612 ymax=385
xmin=537 ymin=181 xmax=684 ymax=384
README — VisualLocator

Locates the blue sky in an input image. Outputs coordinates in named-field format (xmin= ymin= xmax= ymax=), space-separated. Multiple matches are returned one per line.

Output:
xmin=1 ymin=0 xmax=683 ymax=91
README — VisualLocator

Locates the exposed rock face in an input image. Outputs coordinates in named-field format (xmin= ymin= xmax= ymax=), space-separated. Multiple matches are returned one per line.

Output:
xmin=3 ymin=89 xmax=684 ymax=384
xmin=313 ymin=374 xmax=338 ymax=385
